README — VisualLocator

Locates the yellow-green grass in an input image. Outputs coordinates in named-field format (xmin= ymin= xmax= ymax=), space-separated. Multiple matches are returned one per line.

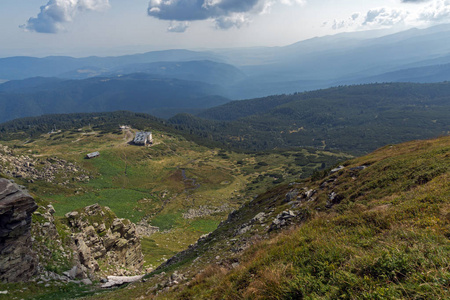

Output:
xmin=87 ymin=136 xmax=450 ymax=300
xmin=156 ymin=137 xmax=450 ymax=299
xmin=0 ymin=126 xmax=349 ymax=274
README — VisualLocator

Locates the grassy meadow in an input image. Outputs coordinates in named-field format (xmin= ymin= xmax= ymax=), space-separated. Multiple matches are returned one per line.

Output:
xmin=0 ymin=125 xmax=349 ymax=270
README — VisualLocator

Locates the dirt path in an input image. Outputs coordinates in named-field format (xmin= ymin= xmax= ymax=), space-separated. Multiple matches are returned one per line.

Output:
xmin=123 ymin=129 xmax=134 ymax=145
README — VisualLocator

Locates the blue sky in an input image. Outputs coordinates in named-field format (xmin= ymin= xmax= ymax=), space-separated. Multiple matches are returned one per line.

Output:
xmin=1 ymin=0 xmax=449 ymax=57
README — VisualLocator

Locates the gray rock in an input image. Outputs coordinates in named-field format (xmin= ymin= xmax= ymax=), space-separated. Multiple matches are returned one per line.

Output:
xmin=330 ymin=165 xmax=345 ymax=173
xmin=251 ymin=212 xmax=266 ymax=223
xmin=101 ymin=275 xmax=144 ymax=288
xmin=0 ymin=179 xmax=38 ymax=282
xmin=269 ymin=210 xmax=297 ymax=232
xmin=284 ymin=190 xmax=299 ymax=203
xmin=326 ymin=192 xmax=343 ymax=208
xmin=305 ymin=189 xmax=316 ymax=199
xmin=65 ymin=211 xmax=79 ymax=218
xmin=81 ymin=278 xmax=92 ymax=285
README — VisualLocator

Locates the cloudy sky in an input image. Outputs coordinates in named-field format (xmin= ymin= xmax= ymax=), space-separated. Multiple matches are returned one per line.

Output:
xmin=1 ymin=0 xmax=450 ymax=57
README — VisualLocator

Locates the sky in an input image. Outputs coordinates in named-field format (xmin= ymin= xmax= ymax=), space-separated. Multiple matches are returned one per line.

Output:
xmin=1 ymin=0 xmax=450 ymax=57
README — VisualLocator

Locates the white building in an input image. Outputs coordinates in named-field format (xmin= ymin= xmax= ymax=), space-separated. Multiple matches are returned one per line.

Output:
xmin=133 ymin=132 xmax=153 ymax=146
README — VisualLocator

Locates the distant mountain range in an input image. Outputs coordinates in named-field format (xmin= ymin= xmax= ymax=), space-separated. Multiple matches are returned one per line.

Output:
xmin=1 ymin=24 xmax=450 ymax=120
xmin=60 ymin=60 xmax=246 ymax=85
xmin=0 ymin=49 xmax=224 ymax=80
xmin=0 ymin=73 xmax=229 ymax=122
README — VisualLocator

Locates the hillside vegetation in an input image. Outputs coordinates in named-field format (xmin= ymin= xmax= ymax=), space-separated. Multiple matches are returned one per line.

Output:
xmin=0 ymin=116 xmax=348 ymax=277
xmin=170 ymin=82 xmax=450 ymax=154
xmin=87 ymin=135 xmax=450 ymax=299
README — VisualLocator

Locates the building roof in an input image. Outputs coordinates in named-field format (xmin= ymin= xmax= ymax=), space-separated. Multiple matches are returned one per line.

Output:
xmin=86 ymin=151 xmax=100 ymax=158
xmin=134 ymin=132 xmax=152 ymax=143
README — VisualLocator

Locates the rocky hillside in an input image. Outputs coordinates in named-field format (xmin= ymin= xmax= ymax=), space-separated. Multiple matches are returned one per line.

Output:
xmin=32 ymin=203 xmax=144 ymax=281
xmin=0 ymin=144 xmax=91 ymax=184
xmin=0 ymin=177 xmax=145 ymax=297
xmin=89 ymin=135 xmax=450 ymax=299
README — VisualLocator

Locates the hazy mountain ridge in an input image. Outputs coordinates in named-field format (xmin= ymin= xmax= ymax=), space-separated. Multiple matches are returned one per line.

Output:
xmin=2 ymin=24 xmax=450 ymax=100
xmin=0 ymin=74 xmax=230 ymax=122
xmin=62 ymin=60 xmax=247 ymax=85
xmin=0 ymin=50 xmax=224 ymax=81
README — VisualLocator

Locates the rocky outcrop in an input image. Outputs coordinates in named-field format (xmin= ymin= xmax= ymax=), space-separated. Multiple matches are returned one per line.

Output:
xmin=65 ymin=204 xmax=144 ymax=278
xmin=0 ymin=144 xmax=90 ymax=184
xmin=31 ymin=204 xmax=74 ymax=279
xmin=136 ymin=219 xmax=160 ymax=237
xmin=0 ymin=179 xmax=38 ymax=282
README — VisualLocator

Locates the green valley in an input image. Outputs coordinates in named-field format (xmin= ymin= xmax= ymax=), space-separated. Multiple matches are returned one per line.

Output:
xmin=89 ymin=135 xmax=450 ymax=300
xmin=0 ymin=120 xmax=349 ymax=273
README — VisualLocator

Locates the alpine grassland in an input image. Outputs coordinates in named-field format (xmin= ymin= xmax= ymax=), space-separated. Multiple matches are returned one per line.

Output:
xmin=0 ymin=120 xmax=348 ymax=276
xmin=89 ymin=136 xmax=449 ymax=299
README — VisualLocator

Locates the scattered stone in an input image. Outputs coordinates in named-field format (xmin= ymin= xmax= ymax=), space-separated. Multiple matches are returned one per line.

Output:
xmin=182 ymin=204 xmax=232 ymax=219
xmin=81 ymin=278 xmax=93 ymax=285
xmin=251 ymin=212 xmax=266 ymax=223
xmin=65 ymin=211 xmax=79 ymax=218
xmin=269 ymin=210 xmax=296 ymax=232
xmin=350 ymin=165 xmax=367 ymax=171
xmin=169 ymin=271 xmax=185 ymax=285
xmin=330 ymin=165 xmax=345 ymax=173
xmin=326 ymin=192 xmax=343 ymax=208
xmin=284 ymin=190 xmax=299 ymax=203
xmin=235 ymin=224 xmax=252 ymax=235
xmin=305 ymin=189 xmax=316 ymax=199
xmin=135 ymin=220 xmax=159 ymax=237
xmin=0 ymin=146 xmax=89 ymax=185
xmin=101 ymin=275 xmax=145 ymax=288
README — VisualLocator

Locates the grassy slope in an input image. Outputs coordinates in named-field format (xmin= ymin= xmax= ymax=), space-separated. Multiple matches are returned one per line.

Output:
xmin=0 ymin=125 xmax=348 ymax=272
xmin=90 ymin=136 xmax=450 ymax=299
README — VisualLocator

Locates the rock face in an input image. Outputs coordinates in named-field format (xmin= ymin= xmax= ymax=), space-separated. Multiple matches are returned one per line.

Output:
xmin=65 ymin=204 xmax=144 ymax=278
xmin=0 ymin=179 xmax=38 ymax=282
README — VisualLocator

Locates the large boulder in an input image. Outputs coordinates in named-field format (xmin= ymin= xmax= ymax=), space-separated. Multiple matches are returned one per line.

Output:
xmin=0 ymin=179 xmax=38 ymax=282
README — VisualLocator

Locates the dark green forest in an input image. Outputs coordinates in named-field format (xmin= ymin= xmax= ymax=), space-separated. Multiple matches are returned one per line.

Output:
xmin=173 ymin=82 xmax=450 ymax=154
xmin=1 ymin=82 xmax=449 ymax=155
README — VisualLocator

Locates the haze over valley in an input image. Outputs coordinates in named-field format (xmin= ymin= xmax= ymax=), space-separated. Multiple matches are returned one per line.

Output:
xmin=0 ymin=0 xmax=449 ymax=299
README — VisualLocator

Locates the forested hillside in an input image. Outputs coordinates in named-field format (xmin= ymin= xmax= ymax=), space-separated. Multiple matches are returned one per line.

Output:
xmin=170 ymin=82 xmax=450 ymax=154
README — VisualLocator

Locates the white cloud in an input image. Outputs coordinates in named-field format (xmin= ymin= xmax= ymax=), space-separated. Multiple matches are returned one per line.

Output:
xmin=215 ymin=13 xmax=250 ymax=29
xmin=331 ymin=0 xmax=450 ymax=31
xmin=167 ymin=21 xmax=190 ymax=33
xmin=363 ymin=8 xmax=409 ymax=27
xmin=419 ymin=0 xmax=450 ymax=22
xmin=21 ymin=0 xmax=110 ymax=33
xmin=147 ymin=0 xmax=306 ymax=31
